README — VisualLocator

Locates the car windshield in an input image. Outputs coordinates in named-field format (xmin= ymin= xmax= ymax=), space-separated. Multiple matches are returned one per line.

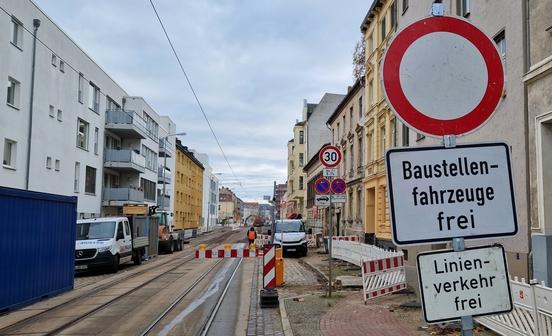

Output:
xmin=275 ymin=221 xmax=305 ymax=233
xmin=76 ymin=221 xmax=116 ymax=240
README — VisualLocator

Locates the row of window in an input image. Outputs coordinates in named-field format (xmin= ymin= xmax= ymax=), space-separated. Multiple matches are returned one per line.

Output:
xmin=142 ymin=145 xmax=158 ymax=172
xmin=45 ymin=157 xmax=60 ymax=171
xmin=333 ymin=96 xmax=363 ymax=143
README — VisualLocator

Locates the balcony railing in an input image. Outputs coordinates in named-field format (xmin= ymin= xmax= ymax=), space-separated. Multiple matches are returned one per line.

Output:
xmin=104 ymin=149 xmax=146 ymax=173
xmin=105 ymin=109 xmax=147 ymax=139
xmin=159 ymin=138 xmax=173 ymax=158
xmin=103 ymin=187 xmax=144 ymax=203
xmin=158 ymin=166 xmax=172 ymax=184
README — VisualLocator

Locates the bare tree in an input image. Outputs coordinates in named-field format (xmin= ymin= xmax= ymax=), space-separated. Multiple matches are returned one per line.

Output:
xmin=352 ymin=37 xmax=366 ymax=81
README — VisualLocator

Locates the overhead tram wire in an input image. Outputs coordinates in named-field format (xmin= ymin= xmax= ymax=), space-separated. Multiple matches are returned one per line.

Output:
xmin=148 ymin=0 xmax=250 ymax=199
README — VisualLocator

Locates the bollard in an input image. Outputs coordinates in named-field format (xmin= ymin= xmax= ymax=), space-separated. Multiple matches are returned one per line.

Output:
xmin=198 ymin=244 xmax=207 ymax=251
xmin=275 ymin=247 xmax=284 ymax=287
xmin=260 ymin=244 xmax=279 ymax=308
xmin=224 ymin=243 xmax=232 ymax=250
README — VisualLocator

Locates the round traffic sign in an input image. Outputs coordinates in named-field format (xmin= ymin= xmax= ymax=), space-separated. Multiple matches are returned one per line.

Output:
xmin=330 ymin=178 xmax=347 ymax=194
xmin=382 ymin=16 xmax=504 ymax=137
xmin=319 ymin=145 xmax=342 ymax=168
xmin=314 ymin=178 xmax=331 ymax=194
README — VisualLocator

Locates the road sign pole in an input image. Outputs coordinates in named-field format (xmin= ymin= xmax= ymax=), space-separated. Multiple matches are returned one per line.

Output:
xmin=328 ymin=176 xmax=333 ymax=298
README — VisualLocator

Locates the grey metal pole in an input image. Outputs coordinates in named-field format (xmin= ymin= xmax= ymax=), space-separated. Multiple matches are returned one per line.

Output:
xmin=162 ymin=137 xmax=167 ymax=213
xmin=25 ymin=19 xmax=40 ymax=190
xmin=328 ymin=190 xmax=333 ymax=298
xmin=452 ymin=237 xmax=473 ymax=336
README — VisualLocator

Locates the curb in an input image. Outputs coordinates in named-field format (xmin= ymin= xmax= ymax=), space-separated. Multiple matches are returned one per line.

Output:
xmin=300 ymin=259 xmax=329 ymax=284
xmin=279 ymin=298 xmax=294 ymax=336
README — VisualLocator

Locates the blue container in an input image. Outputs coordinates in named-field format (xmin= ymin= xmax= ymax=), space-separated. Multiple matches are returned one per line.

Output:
xmin=0 ymin=187 xmax=77 ymax=312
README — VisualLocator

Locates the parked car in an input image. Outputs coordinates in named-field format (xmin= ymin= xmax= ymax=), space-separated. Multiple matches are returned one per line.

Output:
xmin=272 ymin=219 xmax=308 ymax=257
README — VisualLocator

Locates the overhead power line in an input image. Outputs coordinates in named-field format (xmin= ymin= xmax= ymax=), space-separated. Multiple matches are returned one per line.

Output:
xmin=148 ymin=0 xmax=250 ymax=199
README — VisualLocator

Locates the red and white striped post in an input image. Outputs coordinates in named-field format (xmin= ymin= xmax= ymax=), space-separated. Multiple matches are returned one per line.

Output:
xmin=263 ymin=244 xmax=276 ymax=288
xmin=259 ymin=244 xmax=279 ymax=307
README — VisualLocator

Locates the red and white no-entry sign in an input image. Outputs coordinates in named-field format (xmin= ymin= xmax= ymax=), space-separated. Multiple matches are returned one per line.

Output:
xmin=382 ymin=16 xmax=504 ymax=137
xmin=319 ymin=145 xmax=342 ymax=168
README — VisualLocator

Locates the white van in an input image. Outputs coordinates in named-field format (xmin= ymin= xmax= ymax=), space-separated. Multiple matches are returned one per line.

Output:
xmin=272 ymin=220 xmax=308 ymax=256
xmin=75 ymin=217 xmax=148 ymax=272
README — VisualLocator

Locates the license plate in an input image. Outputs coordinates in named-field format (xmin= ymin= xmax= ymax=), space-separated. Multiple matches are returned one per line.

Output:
xmin=75 ymin=265 xmax=88 ymax=270
xmin=287 ymin=248 xmax=296 ymax=252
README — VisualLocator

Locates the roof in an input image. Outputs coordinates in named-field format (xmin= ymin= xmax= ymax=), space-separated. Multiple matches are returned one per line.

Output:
xmin=360 ymin=0 xmax=384 ymax=33
xmin=303 ymin=143 xmax=330 ymax=172
xmin=175 ymin=139 xmax=205 ymax=170
xmin=327 ymin=79 xmax=363 ymax=125
xmin=294 ymin=120 xmax=306 ymax=127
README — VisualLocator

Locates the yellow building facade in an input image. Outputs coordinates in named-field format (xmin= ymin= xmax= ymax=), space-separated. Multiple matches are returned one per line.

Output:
xmin=174 ymin=140 xmax=204 ymax=230
xmin=361 ymin=0 xmax=398 ymax=248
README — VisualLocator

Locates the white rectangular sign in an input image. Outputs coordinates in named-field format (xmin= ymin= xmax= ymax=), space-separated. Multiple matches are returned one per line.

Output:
xmin=315 ymin=195 xmax=330 ymax=207
xmin=386 ymin=143 xmax=517 ymax=246
xmin=323 ymin=169 xmax=338 ymax=177
xmin=331 ymin=195 xmax=346 ymax=203
xmin=417 ymin=245 xmax=512 ymax=323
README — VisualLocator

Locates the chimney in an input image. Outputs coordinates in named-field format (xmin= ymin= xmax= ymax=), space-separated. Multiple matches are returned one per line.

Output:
xmin=347 ymin=86 xmax=352 ymax=92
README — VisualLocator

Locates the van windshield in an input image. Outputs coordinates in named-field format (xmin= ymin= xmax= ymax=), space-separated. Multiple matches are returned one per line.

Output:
xmin=76 ymin=221 xmax=116 ymax=240
xmin=275 ymin=221 xmax=305 ymax=233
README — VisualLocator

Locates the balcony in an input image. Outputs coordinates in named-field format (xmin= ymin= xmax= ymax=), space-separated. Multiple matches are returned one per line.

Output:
xmin=157 ymin=195 xmax=171 ymax=210
xmin=105 ymin=110 xmax=147 ymax=139
xmin=103 ymin=187 xmax=144 ymax=205
xmin=159 ymin=138 xmax=173 ymax=158
xmin=104 ymin=149 xmax=146 ymax=173
xmin=158 ymin=166 xmax=172 ymax=184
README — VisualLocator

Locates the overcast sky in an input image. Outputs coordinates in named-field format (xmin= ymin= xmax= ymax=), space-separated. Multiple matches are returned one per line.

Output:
xmin=33 ymin=0 xmax=372 ymax=201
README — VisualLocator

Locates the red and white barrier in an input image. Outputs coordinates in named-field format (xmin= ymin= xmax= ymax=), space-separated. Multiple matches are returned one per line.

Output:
xmin=361 ymin=255 xmax=406 ymax=302
xmin=195 ymin=248 xmax=261 ymax=258
xmin=325 ymin=235 xmax=361 ymax=242
xmin=263 ymin=244 xmax=276 ymax=289
xmin=306 ymin=234 xmax=317 ymax=248
xmin=255 ymin=234 xmax=271 ymax=248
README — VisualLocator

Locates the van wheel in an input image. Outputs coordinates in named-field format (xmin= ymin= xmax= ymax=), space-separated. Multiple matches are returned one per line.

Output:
xmin=110 ymin=255 xmax=120 ymax=273
xmin=168 ymin=238 xmax=174 ymax=254
xmin=133 ymin=250 xmax=142 ymax=265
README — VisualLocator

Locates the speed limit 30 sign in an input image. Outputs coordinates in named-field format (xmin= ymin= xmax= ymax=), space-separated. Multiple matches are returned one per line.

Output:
xmin=319 ymin=145 xmax=342 ymax=168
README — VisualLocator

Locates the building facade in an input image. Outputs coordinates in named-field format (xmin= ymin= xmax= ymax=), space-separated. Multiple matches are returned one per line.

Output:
xmin=304 ymin=143 xmax=328 ymax=234
xmin=191 ymin=150 xmax=219 ymax=233
xmin=273 ymin=182 xmax=287 ymax=220
xmin=285 ymin=120 xmax=307 ymax=218
xmin=173 ymin=140 xmax=204 ymax=231
xmin=360 ymin=0 xmax=398 ymax=249
xmin=524 ymin=0 xmax=552 ymax=284
xmin=0 ymin=0 xmax=172 ymax=218
xmin=218 ymin=187 xmax=243 ymax=224
xmin=327 ymin=80 xmax=365 ymax=236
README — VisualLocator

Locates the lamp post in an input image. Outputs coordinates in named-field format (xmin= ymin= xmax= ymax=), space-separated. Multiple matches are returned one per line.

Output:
xmin=161 ymin=132 xmax=186 ymax=216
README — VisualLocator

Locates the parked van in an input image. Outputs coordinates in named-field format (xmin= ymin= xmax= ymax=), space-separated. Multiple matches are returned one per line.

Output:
xmin=75 ymin=217 xmax=148 ymax=272
xmin=272 ymin=219 xmax=308 ymax=256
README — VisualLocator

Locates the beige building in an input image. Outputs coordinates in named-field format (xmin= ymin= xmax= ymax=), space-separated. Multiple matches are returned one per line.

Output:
xmin=285 ymin=120 xmax=307 ymax=218
xmin=524 ymin=0 xmax=552 ymax=284
xmin=399 ymin=0 xmax=530 ymax=281
xmin=360 ymin=0 xmax=398 ymax=249
xmin=327 ymin=80 xmax=365 ymax=236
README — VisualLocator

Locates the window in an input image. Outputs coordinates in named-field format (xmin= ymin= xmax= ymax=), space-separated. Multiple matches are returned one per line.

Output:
xmin=142 ymin=145 xmax=157 ymax=171
xmin=299 ymin=176 xmax=304 ymax=190
xmin=391 ymin=1 xmax=397 ymax=29
xmin=74 ymin=162 xmax=80 ymax=192
xmin=332 ymin=128 xmax=335 ymax=143
xmin=368 ymin=33 xmax=373 ymax=55
xmin=367 ymin=132 xmax=373 ymax=161
xmin=368 ymin=80 xmax=374 ymax=105
xmin=46 ymin=156 xmax=52 ymax=169
xmin=85 ymin=166 xmax=96 ymax=194
xmin=88 ymin=82 xmax=99 ymax=112
xmin=458 ymin=0 xmax=470 ymax=17
xmin=49 ymin=105 xmax=55 ymax=118
xmin=337 ymin=122 xmax=340 ymax=138
xmin=358 ymin=137 xmax=363 ymax=168
xmin=51 ymin=53 xmax=57 ymax=67
xmin=78 ymin=74 xmax=85 ymax=103
xmin=343 ymin=149 xmax=347 ymax=174
xmin=76 ymin=118 xmax=89 ymax=150
xmin=349 ymin=144 xmax=354 ymax=172
xmin=402 ymin=0 xmax=409 ymax=14
xmin=358 ymin=96 xmax=363 ymax=119
xmin=55 ymin=159 xmax=60 ymax=171
xmin=143 ymin=112 xmax=159 ymax=140
xmin=60 ymin=60 xmax=65 ymax=73
xmin=342 ymin=115 xmax=346 ymax=135
xmin=350 ymin=107 xmax=353 ymax=128
xmin=7 ymin=77 xmax=20 ymax=108
xmin=3 ymin=139 xmax=17 ymax=168
xmin=106 ymin=96 xmax=120 ymax=110
xmin=380 ymin=126 xmax=386 ymax=156
xmin=57 ymin=109 xmax=62 ymax=121
xmin=381 ymin=16 xmax=387 ymax=40
xmin=402 ymin=123 xmax=410 ymax=146
xmin=11 ymin=17 xmax=23 ymax=49
xmin=94 ymin=127 xmax=99 ymax=154
xmin=299 ymin=131 xmax=304 ymax=144
xmin=299 ymin=153 xmax=304 ymax=166
xmin=141 ymin=178 xmax=156 ymax=201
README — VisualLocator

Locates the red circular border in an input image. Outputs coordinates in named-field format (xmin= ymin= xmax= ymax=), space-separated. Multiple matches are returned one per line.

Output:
xmin=315 ymin=178 xmax=331 ymax=195
xmin=319 ymin=145 xmax=342 ymax=168
xmin=382 ymin=16 xmax=504 ymax=136
xmin=330 ymin=178 xmax=347 ymax=194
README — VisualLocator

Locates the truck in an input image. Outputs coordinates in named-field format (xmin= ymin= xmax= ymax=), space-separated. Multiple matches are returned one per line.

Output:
xmin=74 ymin=217 xmax=148 ymax=273
xmin=153 ymin=210 xmax=186 ymax=253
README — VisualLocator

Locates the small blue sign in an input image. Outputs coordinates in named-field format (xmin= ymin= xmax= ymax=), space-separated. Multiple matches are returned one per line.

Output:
xmin=331 ymin=178 xmax=347 ymax=194
xmin=315 ymin=178 xmax=331 ymax=194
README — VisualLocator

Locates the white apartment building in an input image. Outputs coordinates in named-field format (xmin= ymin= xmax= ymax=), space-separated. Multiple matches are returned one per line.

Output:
xmin=192 ymin=150 xmax=219 ymax=233
xmin=0 ymin=0 xmax=172 ymax=218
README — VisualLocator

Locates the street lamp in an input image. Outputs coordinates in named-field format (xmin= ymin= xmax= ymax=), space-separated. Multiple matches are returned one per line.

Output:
xmin=161 ymin=132 xmax=186 ymax=216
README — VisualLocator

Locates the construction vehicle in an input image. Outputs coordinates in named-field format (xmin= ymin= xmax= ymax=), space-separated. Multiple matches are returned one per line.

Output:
xmin=152 ymin=209 xmax=186 ymax=253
